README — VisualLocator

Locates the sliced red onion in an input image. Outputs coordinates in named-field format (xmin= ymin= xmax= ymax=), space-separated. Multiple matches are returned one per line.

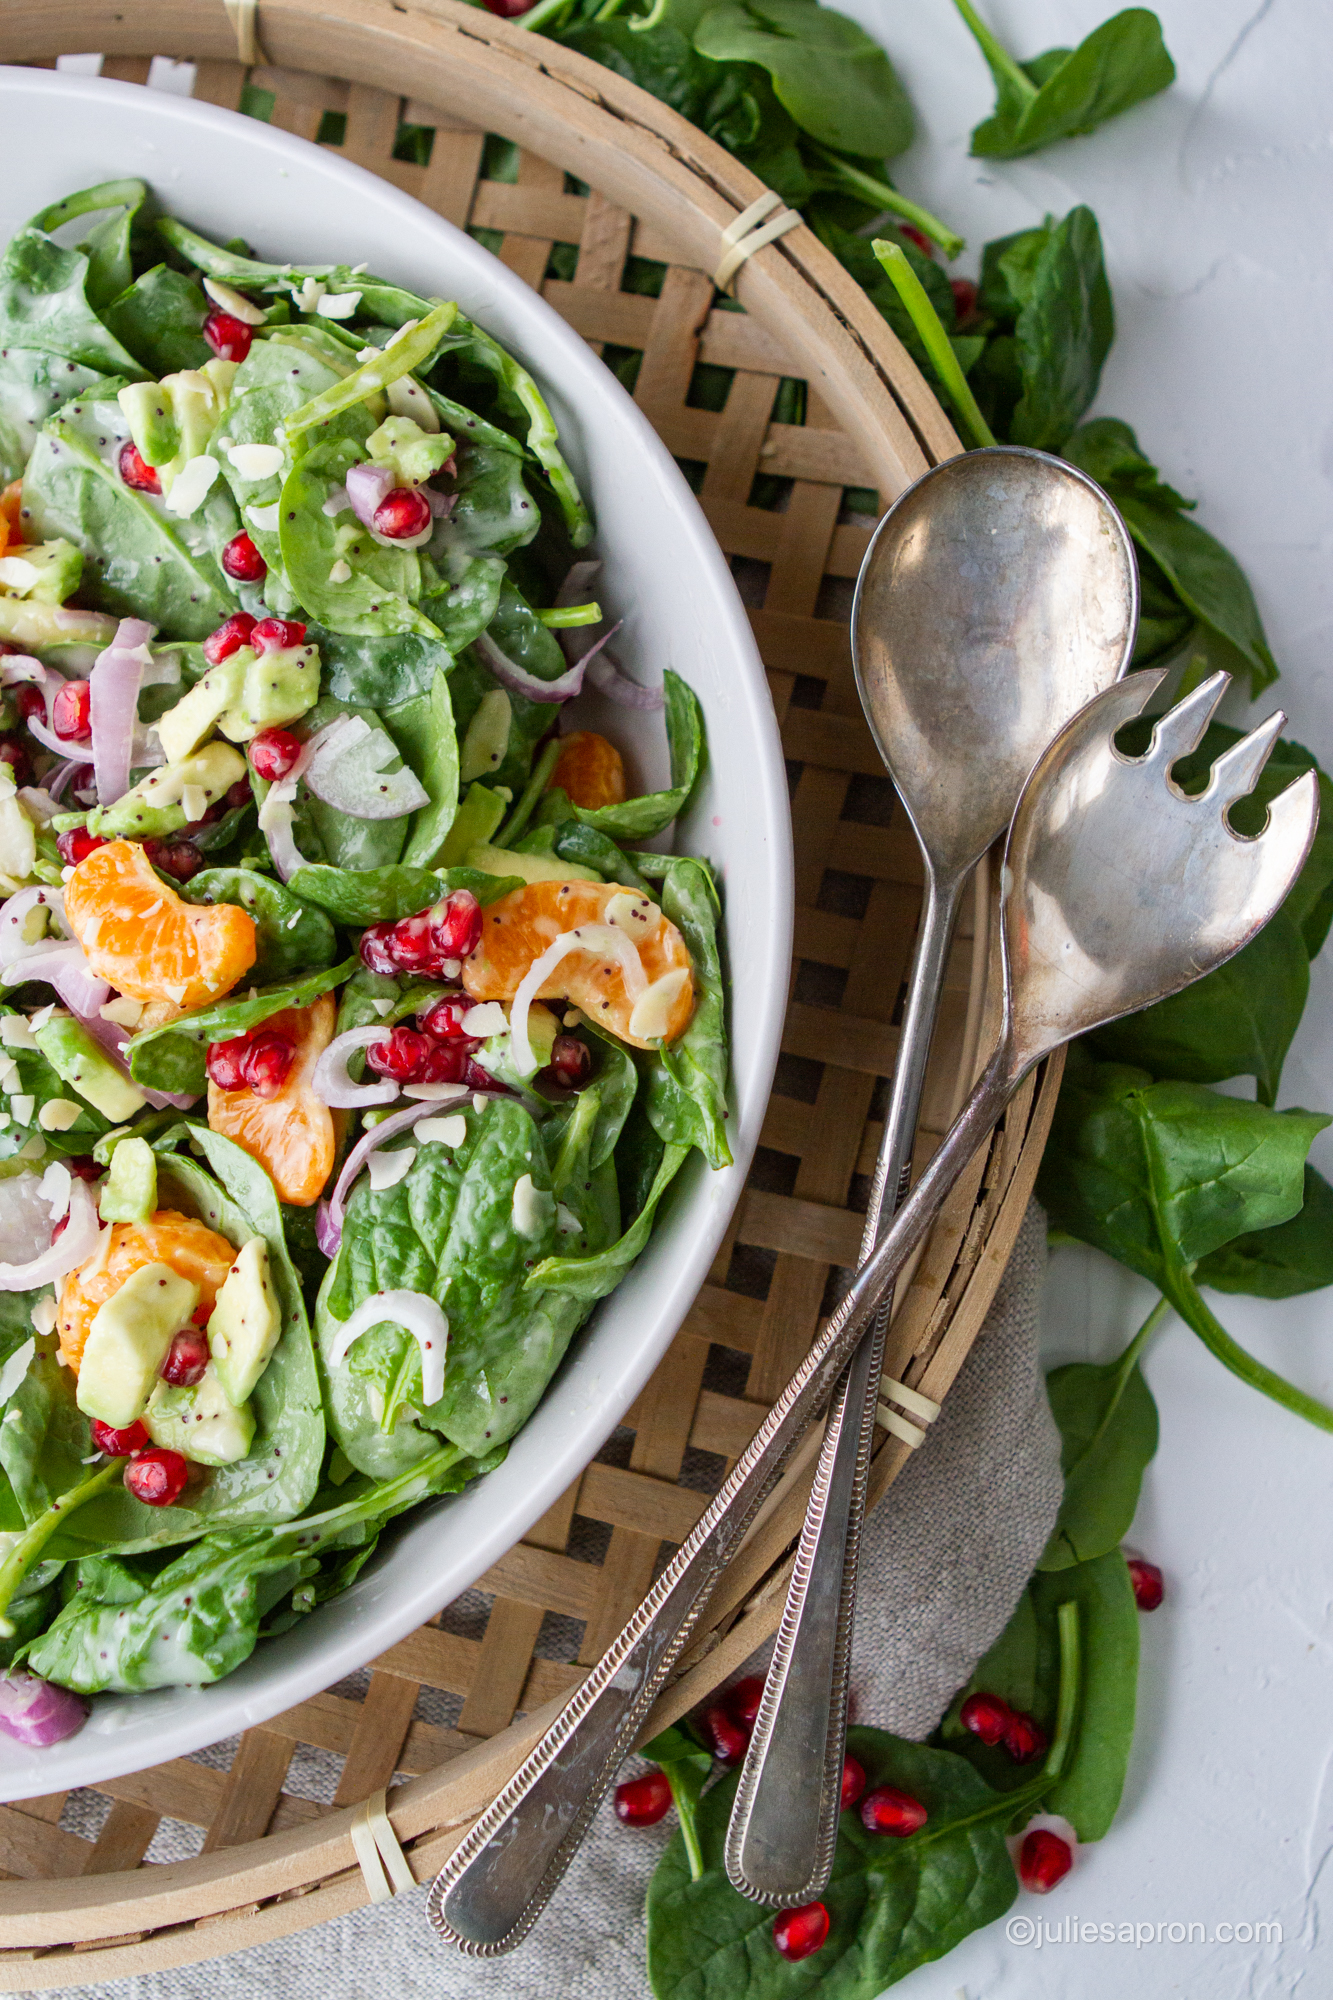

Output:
xmin=0 ymin=1177 xmax=99 ymax=1291
xmin=45 ymin=760 xmax=81 ymax=803
xmin=510 ymin=922 xmax=646 ymax=1073
xmin=582 ymin=648 xmax=664 ymax=710
xmin=425 ymin=487 xmax=455 ymax=519
xmin=0 ymin=1671 xmax=88 ymax=1746
xmin=304 ymin=717 xmax=429 ymax=821
xmin=346 ymin=461 xmax=395 ymax=529
xmin=26 ymin=713 xmax=82 ymax=759
xmin=472 ymin=631 xmax=588 ymax=705
xmin=11 ymin=943 xmax=110 ymax=1020
xmin=0 ymin=884 xmax=66 ymax=954
xmin=318 ymin=1095 xmax=468 ymax=1254
xmin=326 ymin=1287 xmax=448 ymax=1407
xmin=311 ymin=1024 xmax=400 ymax=1111
xmin=0 ymin=655 xmax=48 ymax=689
xmin=256 ymin=716 xmax=350 ymax=881
xmin=89 ymin=618 xmax=154 ymax=808
xmin=80 ymin=1010 xmax=195 ymax=1112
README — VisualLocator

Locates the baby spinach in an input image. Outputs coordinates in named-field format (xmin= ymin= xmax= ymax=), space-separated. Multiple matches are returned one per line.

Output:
xmin=101 ymin=264 xmax=212 ymax=376
xmin=0 ymin=1019 xmax=109 ymax=1160
xmin=1195 ymin=1165 xmax=1333 ymax=1300
xmin=0 ymin=186 xmax=147 ymax=378
xmin=956 ymin=1 xmax=1174 ymax=159
xmin=1040 ymin=1299 xmax=1163 ymax=1572
xmin=287 ymin=862 xmax=519 ymax=925
xmin=552 ymin=821 xmax=654 ymax=893
xmin=128 ymin=955 xmax=356 ymax=1098
xmin=315 ymin=623 xmax=455 ymax=710
xmin=572 ymin=670 xmax=704 ymax=840
xmin=642 ymin=858 xmax=732 ymax=1169
xmin=974 ymin=207 xmax=1113 ymax=451
xmin=421 ymin=554 xmax=507 ymax=657
xmin=437 ymin=442 xmax=543 ymax=562
xmin=0 ymin=350 xmax=111 ymax=485
xmin=181 ymin=867 xmax=338 ymax=984
xmin=640 ymin=1723 xmax=713 ymax=1882
xmin=385 ymin=668 xmax=461 ymax=868
xmin=296 ymin=694 xmax=412 ymax=873
xmin=527 ymin=1141 xmax=687 ymax=1302
xmin=693 ymin=0 xmax=915 ymax=157
xmin=280 ymin=443 xmax=442 ymax=641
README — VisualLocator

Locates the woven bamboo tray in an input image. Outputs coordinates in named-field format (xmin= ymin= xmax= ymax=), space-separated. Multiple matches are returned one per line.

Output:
xmin=0 ymin=4 xmax=1061 ymax=1982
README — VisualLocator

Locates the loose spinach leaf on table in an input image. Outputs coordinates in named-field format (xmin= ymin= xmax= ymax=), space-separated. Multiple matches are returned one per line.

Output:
xmin=692 ymin=0 xmax=915 ymax=157
xmin=128 ymin=956 xmax=357 ymax=1098
xmin=571 ymin=671 xmax=704 ymax=841
xmin=956 ymin=1 xmax=1174 ymax=160
xmin=641 ymin=858 xmax=732 ymax=1169
xmin=973 ymin=206 xmax=1113 ymax=451
xmin=1195 ymin=1165 xmax=1333 ymax=1300
xmin=1040 ymin=1321 xmax=1160 ymax=1571
xmin=181 ymin=867 xmax=338 ymax=985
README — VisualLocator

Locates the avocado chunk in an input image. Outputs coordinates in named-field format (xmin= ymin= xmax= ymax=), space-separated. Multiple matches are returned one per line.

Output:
xmin=34 ymin=1016 xmax=147 ymax=1122
xmin=76 ymin=1262 xmax=200 ymax=1429
xmin=207 ymin=1236 xmax=281 ymax=1405
xmin=145 ymin=1360 xmax=255 ymax=1466
xmin=466 ymin=841 xmax=600 ymax=886
xmin=155 ymin=642 xmax=320 ymax=760
xmin=91 ymin=739 xmax=246 ymax=840
xmin=97 ymin=1135 xmax=157 ymax=1224
xmin=459 ymin=690 xmax=512 ymax=785
xmin=0 ymin=539 xmax=84 ymax=606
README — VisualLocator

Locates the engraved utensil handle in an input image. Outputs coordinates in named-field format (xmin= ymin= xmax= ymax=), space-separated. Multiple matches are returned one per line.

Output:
xmin=427 ymin=1039 xmax=1020 ymax=1956
xmin=724 ymin=868 xmax=964 ymax=1904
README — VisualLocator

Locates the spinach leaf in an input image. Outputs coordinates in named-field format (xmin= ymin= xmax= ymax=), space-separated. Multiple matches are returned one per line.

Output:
xmin=543 ymin=1084 xmax=621 ymax=1258
xmin=561 ymin=18 xmax=772 ymax=159
xmin=287 ymin=862 xmax=520 ymax=925
xmin=435 ymin=442 xmax=543 ymax=561
xmin=646 ymin=1732 xmax=1019 ymax=1998
xmin=527 ymin=1141 xmax=686 ymax=1302
xmin=421 ymin=554 xmax=506 ymax=655
xmin=1087 ymin=906 xmax=1308 ymax=1105
xmin=551 ymin=821 xmax=654 ymax=894
xmin=0 ymin=1339 xmax=91 ymax=1523
xmin=692 ymin=0 xmax=915 ymax=157
xmin=180 ymin=867 xmax=338 ymax=984
xmin=958 ymin=2 xmax=1174 ymax=159
xmin=0 ymin=349 xmax=111 ymax=484
xmin=435 ymin=316 xmax=591 ymax=548
xmin=385 ymin=669 xmax=461 ymax=869
xmin=572 ymin=670 xmax=704 ymax=840
xmin=1039 ymin=1305 xmax=1161 ymax=1571
xmin=578 ymin=1017 xmax=641 ymax=1169
xmin=0 ymin=1023 xmax=109 ymax=1160
xmin=1064 ymin=419 xmax=1279 ymax=695
xmin=0 ymin=206 xmax=146 ymax=378
xmin=639 ymin=1723 xmax=713 ymax=1882
xmin=128 ymin=956 xmax=357 ymax=1097
xmin=279 ymin=443 xmax=442 ymax=641
xmin=975 ymin=208 xmax=1113 ymax=450
xmin=101 ymin=264 xmax=212 ymax=375
xmin=642 ymin=858 xmax=731 ymax=1169
xmin=314 ymin=622 xmax=454 ymax=709
xmin=1195 ymin=1165 xmax=1333 ymax=1299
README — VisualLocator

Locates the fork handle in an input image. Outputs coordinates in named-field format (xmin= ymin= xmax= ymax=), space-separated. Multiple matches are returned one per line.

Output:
xmin=427 ymin=1038 xmax=1023 ymax=1957
xmin=723 ymin=870 xmax=963 ymax=1904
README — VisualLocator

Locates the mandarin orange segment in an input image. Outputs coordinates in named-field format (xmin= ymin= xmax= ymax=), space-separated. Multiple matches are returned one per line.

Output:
xmin=64 ymin=839 xmax=256 ymax=1007
xmin=549 ymin=731 xmax=626 ymax=811
xmin=207 ymin=995 xmax=336 ymax=1206
xmin=58 ymin=1210 xmax=237 ymax=1376
xmin=462 ymin=879 xmax=694 ymax=1049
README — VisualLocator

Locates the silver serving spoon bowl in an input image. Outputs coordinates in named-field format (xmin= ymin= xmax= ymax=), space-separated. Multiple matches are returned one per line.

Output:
xmin=428 ymin=665 xmax=1316 ymax=1956
xmin=726 ymin=445 xmax=1138 ymax=1904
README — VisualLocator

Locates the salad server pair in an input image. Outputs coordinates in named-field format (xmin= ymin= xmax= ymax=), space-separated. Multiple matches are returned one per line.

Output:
xmin=427 ymin=458 xmax=1319 ymax=1955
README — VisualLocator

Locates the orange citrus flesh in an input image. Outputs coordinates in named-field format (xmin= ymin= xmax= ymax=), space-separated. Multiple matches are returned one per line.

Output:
xmin=462 ymin=879 xmax=694 ymax=1048
xmin=207 ymin=995 xmax=337 ymax=1206
xmin=65 ymin=840 xmax=256 ymax=1007
xmin=58 ymin=1210 xmax=236 ymax=1376
xmin=0 ymin=481 xmax=21 ymax=541
xmin=549 ymin=732 xmax=626 ymax=811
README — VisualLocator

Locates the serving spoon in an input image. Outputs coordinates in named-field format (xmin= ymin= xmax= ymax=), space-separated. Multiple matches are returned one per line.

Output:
xmin=428 ymin=664 xmax=1317 ymax=1955
xmin=725 ymin=445 xmax=1138 ymax=1904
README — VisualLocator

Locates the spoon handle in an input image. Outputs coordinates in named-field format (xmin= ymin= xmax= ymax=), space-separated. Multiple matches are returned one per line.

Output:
xmin=427 ymin=1043 xmax=1021 ymax=1956
xmin=722 ymin=870 xmax=964 ymax=1905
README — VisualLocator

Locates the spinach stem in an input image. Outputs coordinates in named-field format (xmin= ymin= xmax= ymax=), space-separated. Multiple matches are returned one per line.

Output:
xmin=1041 ymin=1601 xmax=1080 ymax=1782
xmin=513 ymin=0 xmax=577 ymax=32
xmin=951 ymin=0 xmax=1038 ymax=102
xmin=497 ymin=737 xmax=562 ymax=847
xmin=871 ymin=243 xmax=997 ymax=450
xmin=812 ymin=148 xmax=965 ymax=261
xmin=674 ymin=1782 xmax=706 ymax=1881
xmin=629 ymin=0 xmax=669 ymax=30
xmin=1171 ymin=1268 xmax=1333 ymax=1432
xmin=0 ymin=1460 xmax=121 ymax=1637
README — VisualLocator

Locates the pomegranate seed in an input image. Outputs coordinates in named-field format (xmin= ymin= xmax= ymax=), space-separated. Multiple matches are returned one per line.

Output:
xmin=726 ymin=1676 xmax=765 ymax=1730
xmin=0 ymin=738 xmax=30 ymax=786
xmin=144 ymin=837 xmax=202 ymax=882
xmin=373 ymin=486 xmax=433 ymax=541
xmin=546 ymin=1036 xmax=592 ymax=1089
xmin=899 ymin=223 xmax=935 ymax=258
xmin=359 ymin=922 xmax=400 ymax=976
xmin=203 ymin=611 xmax=257 ymax=665
xmin=14 ymin=684 xmax=45 ymax=725
xmin=1019 ymin=1827 xmax=1073 ymax=1894
xmin=241 ymin=1029 xmax=295 ymax=1098
xmin=66 ymin=1156 xmax=101 ymax=1183
xmin=951 ymin=276 xmax=978 ymax=324
xmin=1127 ymin=1557 xmax=1164 ymax=1611
xmin=417 ymin=995 xmax=476 ymax=1041
xmin=51 ymin=678 xmax=91 ymax=742
xmin=124 ymin=1447 xmax=189 ymax=1506
xmin=250 ymin=617 xmax=307 ymax=654
xmin=207 ymin=1036 xmax=251 ymax=1091
xmin=56 ymin=826 xmax=104 ymax=867
xmin=419 ymin=1040 xmax=472 ymax=1084
xmin=203 ymin=309 xmax=253 ymax=364
xmin=840 ymin=1755 xmax=866 ymax=1811
xmin=387 ymin=914 xmax=438 ymax=972
xmin=430 ymin=890 xmax=482 ymax=960
xmin=772 ymin=1902 xmax=829 ymax=1962
xmin=1003 ymin=1711 xmax=1047 ymax=1764
xmin=118 ymin=440 xmax=161 ymax=494
xmin=961 ymin=1691 xmax=1013 ymax=1747
xmin=700 ymin=1704 xmax=748 ymax=1764
xmin=484 ymin=0 xmax=537 ymax=14
xmin=51 ymin=1214 xmax=68 ymax=1241
xmin=613 ymin=1770 xmax=672 ymax=1826
xmin=221 ymin=530 xmax=267 ymax=582
xmin=225 ymin=778 xmax=253 ymax=810
xmin=91 ymin=1418 xmax=149 ymax=1457
xmin=367 ymin=1025 xmax=431 ymax=1081
xmin=465 ymin=1058 xmax=507 ymax=1095
xmin=249 ymin=727 xmax=301 ymax=781
xmin=190 ymin=1301 xmax=213 ymax=1329
xmin=160 ymin=1326 xmax=210 ymax=1387
xmin=860 ymin=1785 xmax=928 ymax=1836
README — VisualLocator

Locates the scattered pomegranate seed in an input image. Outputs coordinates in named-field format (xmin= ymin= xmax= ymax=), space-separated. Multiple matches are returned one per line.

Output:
xmin=367 ymin=1025 xmax=432 ymax=1081
xmin=613 ymin=1770 xmax=672 ymax=1826
xmin=220 ymin=530 xmax=267 ymax=582
xmin=226 ymin=778 xmax=253 ymax=810
xmin=359 ymin=894 xmax=483 ymax=979
xmin=13 ymin=684 xmax=46 ymax=726
xmin=430 ymin=891 xmax=482 ymax=960
xmin=117 ymin=440 xmax=161 ymax=494
xmin=359 ymin=922 xmax=400 ymax=976
xmin=124 ymin=1447 xmax=189 ymax=1506
xmin=203 ymin=611 xmax=257 ymax=666
xmin=961 ymin=1691 xmax=1013 ymax=1747
xmin=203 ymin=308 xmax=253 ymax=364
xmin=484 ymin=0 xmax=537 ymax=14
xmin=700 ymin=1703 xmax=749 ymax=1765
xmin=190 ymin=1301 xmax=214 ymax=1329
xmin=726 ymin=1676 xmax=765 ymax=1730
xmin=1019 ymin=1827 xmax=1073 ymax=1894
xmin=860 ymin=1785 xmax=928 ymax=1837
xmin=386 ymin=914 xmax=438 ymax=973
xmin=420 ymin=1040 xmax=474 ymax=1085
xmin=951 ymin=276 xmax=979 ymax=324
xmin=840 ymin=1754 xmax=866 ymax=1811
xmin=250 ymin=617 xmax=307 ymax=654
xmin=65 ymin=1156 xmax=101 ymax=1183
xmin=159 ymin=1326 xmax=210 ymax=1387
xmin=1127 ymin=1558 xmax=1164 ymax=1611
xmin=249 ymin=727 xmax=301 ymax=781
xmin=51 ymin=1213 xmax=69 ymax=1242
xmin=543 ymin=1035 xmax=593 ymax=1090
xmin=372 ymin=486 xmax=433 ymax=541
xmin=899 ymin=223 xmax=935 ymax=258
xmin=206 ymin=1037 xmax=249 ymax=1091
xmin=1003 ymin=1712 xmax=1047 ymax=1764
xmin=51 ymin=678 xmax=91 ymax=742
xmin=772 ymin=1902 xmax=829 ymax=1962
xmin=207 ymin=1027 xmax=296 ymax=1096
xmin=91 ymin=1418 xmax=149 ymax=1456
xmin=144 ymin=837 xmax=203 ymax=883
xmin=465 ymin=1058 xmax=507 ymax=1095
xmin=416 ymin=995 xmax=474 ymax=1041
xmin=0 ymin=738 xmax=29 ymax=786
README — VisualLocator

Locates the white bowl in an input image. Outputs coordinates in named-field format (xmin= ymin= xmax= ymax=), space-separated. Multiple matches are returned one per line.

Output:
xmin=0 ymin=65 xmax=791 ymax=1799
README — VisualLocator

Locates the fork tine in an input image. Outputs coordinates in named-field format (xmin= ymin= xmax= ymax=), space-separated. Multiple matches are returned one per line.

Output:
xmin=1257 ymin=766 xmax=1320 ymax=863
xmin=1201 ymin=708 xmax=1286 ymax=809
xmin=1146 ymin=670 xmax=1230 ymax=765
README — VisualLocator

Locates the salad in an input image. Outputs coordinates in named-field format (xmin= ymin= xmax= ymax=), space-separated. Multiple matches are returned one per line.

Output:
xmin=0 ymin=179 xmax=729 ymax=1739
